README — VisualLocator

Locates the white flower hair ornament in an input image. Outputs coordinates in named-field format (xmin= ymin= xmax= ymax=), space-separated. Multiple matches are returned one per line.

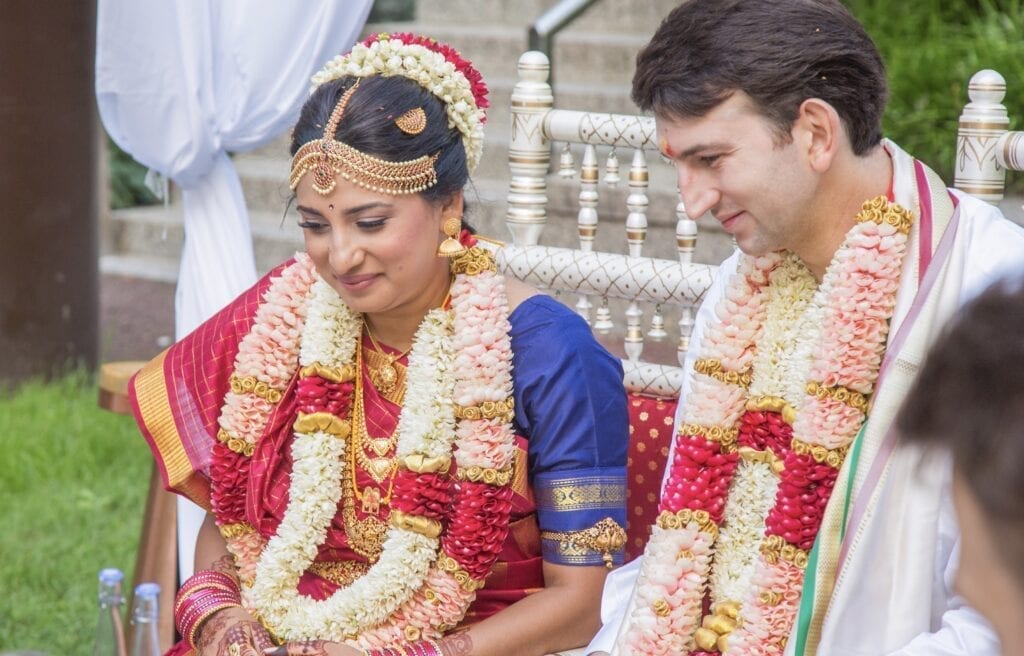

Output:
xmin=311 ymin=32 xmax=489 ymax=174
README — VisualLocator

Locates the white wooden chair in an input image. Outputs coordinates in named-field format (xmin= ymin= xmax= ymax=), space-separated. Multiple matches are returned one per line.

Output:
xmin=502 ymin=51 xmax=714 ymax=398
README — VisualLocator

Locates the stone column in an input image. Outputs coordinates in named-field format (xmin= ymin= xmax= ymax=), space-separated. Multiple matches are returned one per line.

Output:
xmin=0 ymin=0 xmax=99 ymax=384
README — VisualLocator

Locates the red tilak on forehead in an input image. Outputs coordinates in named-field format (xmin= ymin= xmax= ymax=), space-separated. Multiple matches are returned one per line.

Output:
xmin=659 ymin=135 xmax=676 ymax=159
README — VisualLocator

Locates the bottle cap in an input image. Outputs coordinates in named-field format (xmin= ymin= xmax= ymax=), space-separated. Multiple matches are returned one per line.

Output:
xmin=135 ymin=582 xmax=161 ymax=598
xmin=99 ymin=568 xmax=124 ymax=585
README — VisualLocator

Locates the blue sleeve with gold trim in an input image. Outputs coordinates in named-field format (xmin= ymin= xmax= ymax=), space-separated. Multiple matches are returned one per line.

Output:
xmin=509 ymin=295 xmax=628 ymax=566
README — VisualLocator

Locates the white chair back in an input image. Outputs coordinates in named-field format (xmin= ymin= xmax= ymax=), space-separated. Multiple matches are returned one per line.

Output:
xmin=503 ymin=51 xmax=714 ymax=398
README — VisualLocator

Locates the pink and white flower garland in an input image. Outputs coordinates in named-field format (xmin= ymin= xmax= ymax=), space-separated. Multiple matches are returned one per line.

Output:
xmin=617 ymin=197 xmax=913 ymax=655
xmin=211 ymin=246 xmax=516 ymax=644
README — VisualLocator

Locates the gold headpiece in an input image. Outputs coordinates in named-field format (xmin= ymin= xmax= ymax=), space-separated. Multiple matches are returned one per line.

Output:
xmin=396 ymin=107 xmax=427 ymax=135
xmin=289 ymin=79 xmax=439 ymax=196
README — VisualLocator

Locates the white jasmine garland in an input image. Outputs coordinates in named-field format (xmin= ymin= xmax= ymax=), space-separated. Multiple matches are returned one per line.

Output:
xmin=237 ymin=254 xmax=518 ymax=643
xmin=300 ymin=279 xmax=360 ymax=368
xmin=395 ymin=308 xmax=455 ymax=459
xmin=708 ymin=460 xmax=780 ymax=606
xmin=748 ymin=255 xmax=820 ymax=407
xmin=618 ymin=197 xmax=914 ymax=654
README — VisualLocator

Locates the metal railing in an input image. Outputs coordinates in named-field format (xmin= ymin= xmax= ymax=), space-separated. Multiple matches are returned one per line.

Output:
xmin=527 ymin=0 xmax=600 ymax=85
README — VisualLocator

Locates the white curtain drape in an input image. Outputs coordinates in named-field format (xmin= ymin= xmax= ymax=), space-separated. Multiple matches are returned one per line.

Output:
xmin=95 ymin=0 xmax=372 ymax=579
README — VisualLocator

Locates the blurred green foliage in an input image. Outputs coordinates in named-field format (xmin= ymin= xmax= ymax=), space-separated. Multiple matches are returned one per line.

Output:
xmin=849 ymin=0 xmax=1024 ymax=190
xmin=107 ymin=137 xmax=156 ymax=209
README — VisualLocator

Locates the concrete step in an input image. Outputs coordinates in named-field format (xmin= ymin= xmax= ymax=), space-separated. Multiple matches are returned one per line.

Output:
xmin=106 ymin=205 xmax=304 ymax=277
xmin=100 ymin=253 xmax=181 ymax=283
xmin=369 ymin=21 xmax=649 ymax=87
xmin=414 ymin=0 xmax=678 ymax=35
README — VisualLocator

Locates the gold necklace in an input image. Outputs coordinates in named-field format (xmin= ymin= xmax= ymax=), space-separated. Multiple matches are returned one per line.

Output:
xmin=341 ymin=347 xmax=397 ymax=562
xmin=352 ymin=346 xmax=399 ymax=485
xmin=363 ymin=324 xmax=412 ymax=400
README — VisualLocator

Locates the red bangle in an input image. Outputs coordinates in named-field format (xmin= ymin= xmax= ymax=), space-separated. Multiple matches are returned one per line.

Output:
xmin=176 ymin=590 xmax=239 ymax=628
xmin=174 ymin=587 xmax=242 ymax=647
xmin=178 ymin=570 xmax=239 ymax=597
xmin=175 ymin=570 xmax=240 ymax=611
xmin=404 ymin=640 xmax=443 ymax=656
xmin=174 ymin=587 xmax=241 ymax=630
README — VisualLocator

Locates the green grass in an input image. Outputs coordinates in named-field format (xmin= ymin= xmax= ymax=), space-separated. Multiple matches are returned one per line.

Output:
xmin=0 ymin=372 xmax=150 ymax=654
xmin=851 ymin=0 xmax=1024 ymax=191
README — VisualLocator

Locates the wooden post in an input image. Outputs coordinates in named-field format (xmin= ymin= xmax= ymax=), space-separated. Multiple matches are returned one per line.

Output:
xmin=0 ymin=0 xmax=99 ymax=384
xmin=676 ymin=197 xmax=698 ymax=363
xmin=955 ymin=69 xmax=1009 ymax=203
xmin=623 ymin=149 xmax=650 ymax=361
xmin=507 ymin=51 xmax=553 ymax=246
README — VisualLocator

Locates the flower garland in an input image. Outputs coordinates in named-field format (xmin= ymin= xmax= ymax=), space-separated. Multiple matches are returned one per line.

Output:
xmin=211 ymin=241 xmax=516 ymax=644
xmin=212 ymin=255 xmax=319 ymax=583
xmin=617 ymin=196 xmax=913 ymax=655
xmin=312 ymin=32 xmax=488 ymax=174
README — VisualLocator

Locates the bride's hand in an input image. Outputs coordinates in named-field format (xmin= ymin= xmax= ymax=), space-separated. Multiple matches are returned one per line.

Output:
xmin=263 ymin=641 xmax=365 ymax=656
xmin=194 ymin=606 xmax=274 ymax=655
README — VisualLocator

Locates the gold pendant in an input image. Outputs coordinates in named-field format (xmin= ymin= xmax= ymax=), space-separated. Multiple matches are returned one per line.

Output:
xmin=361 ymin=487 xmax=382 ymax=514
xmin=367 ymin=436 xmax=394 ymax=457
xmin=370 ymin=361 xmax=399 ymax=395
xmin=365 ymin=457 xmax=394 ymax=483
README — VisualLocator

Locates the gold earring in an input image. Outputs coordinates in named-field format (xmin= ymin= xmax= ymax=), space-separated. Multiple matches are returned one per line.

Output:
xmin=437 ymin=216 xmax=467 ymax=257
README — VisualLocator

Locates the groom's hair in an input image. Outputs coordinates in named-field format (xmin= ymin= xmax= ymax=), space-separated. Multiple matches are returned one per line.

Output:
xmin=632 ymin=0 xmax=888 ymax=156
xmin=897 ymin=276 xmax=1024 ymax=586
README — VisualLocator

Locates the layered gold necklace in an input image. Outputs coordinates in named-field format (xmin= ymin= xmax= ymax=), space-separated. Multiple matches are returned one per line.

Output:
xmin=342 ymin=332 xmax=407 ymax=562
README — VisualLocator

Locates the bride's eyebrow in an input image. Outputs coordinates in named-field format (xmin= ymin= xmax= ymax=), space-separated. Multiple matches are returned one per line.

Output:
xmin=343 ymin=201 xmax=394 ymax=217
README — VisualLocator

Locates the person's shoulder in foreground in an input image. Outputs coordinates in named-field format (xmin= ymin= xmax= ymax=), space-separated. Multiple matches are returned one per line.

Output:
xmin=898 ymin=275 xmax=1024 ymax=656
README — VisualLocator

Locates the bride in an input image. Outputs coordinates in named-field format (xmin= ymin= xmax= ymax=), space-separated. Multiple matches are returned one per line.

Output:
xmin=131 ymin=32 xmax=629 ymax=656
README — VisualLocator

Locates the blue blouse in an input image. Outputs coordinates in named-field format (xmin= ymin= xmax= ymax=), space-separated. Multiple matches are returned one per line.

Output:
xmin=508 ymin=294 xmax=628 ymax=566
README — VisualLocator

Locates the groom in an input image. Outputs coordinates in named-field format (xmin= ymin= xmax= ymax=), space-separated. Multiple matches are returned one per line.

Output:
xmin=588 ymin=1 xmax=1024 ymax=654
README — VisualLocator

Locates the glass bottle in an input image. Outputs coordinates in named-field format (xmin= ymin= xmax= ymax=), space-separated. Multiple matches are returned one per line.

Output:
xmin=92 ymin=567 xmax=127 ymax=656
xmin=129 ymin=582 xmax=161 ymax=656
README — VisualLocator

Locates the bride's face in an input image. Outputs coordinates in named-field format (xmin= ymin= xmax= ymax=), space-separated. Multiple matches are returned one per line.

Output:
xmin=294 ymin=174 xmax=456 ymax=319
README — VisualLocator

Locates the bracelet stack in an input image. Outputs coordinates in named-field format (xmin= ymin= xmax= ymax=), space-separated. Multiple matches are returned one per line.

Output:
xmin=364 ymin=640 xmax=443 ymax=656
xmin=174 ymin=569 xmax=243 ymax=647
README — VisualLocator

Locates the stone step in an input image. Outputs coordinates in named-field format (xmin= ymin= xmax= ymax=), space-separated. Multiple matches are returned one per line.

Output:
xmin=100 ymin=253 xmax=181 ymax=283
xmin=369 ymin=20 xmax=649 ymax=87
xmin=106 ymin=205 xmax=305 ymax=277
xmin=414 ymin=0 xmax=677 ymax=35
